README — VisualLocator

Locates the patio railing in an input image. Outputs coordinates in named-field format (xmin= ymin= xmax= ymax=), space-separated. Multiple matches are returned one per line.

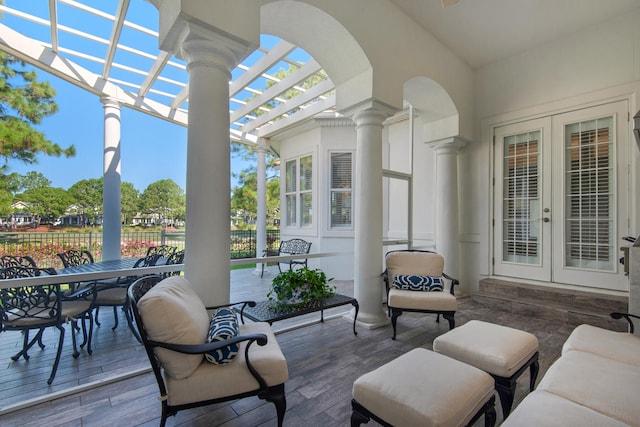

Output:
xmin=0 ymin=229 xmax=280 ymax=269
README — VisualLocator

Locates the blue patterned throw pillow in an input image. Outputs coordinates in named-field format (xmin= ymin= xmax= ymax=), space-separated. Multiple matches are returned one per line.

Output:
xmin=392 ymin=275 xmax=443 ymax=292
xmin=205 ymin=308 xmax=240 ymax=365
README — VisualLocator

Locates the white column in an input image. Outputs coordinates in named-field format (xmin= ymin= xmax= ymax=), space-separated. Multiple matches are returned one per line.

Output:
xmin=352 ymin=107 xmax=392 ymax=328
xmin=254 ymin=138 xmax=268 ymax=276
xmin=182 ymin=37 xmax=239 ymax=306
xmin=101 ymin=97 xmax=122 ymax=261
xmin=426 ymin=137 xmax=467 ymax=279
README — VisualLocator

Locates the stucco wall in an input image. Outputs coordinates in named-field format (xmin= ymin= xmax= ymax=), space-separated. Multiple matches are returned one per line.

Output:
xmin=460 ymin=8 xmax=640 ymax=293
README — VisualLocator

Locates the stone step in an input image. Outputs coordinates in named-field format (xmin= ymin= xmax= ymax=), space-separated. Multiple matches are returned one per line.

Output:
xmin=474 ymin=278 xmax=629 ymax=331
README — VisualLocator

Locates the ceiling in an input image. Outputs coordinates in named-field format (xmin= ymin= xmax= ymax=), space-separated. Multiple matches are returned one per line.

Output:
xmin=1 ymin=0 xmax=638 ymax=145
xmin=390 ymin=0 xmax=640 ymax=69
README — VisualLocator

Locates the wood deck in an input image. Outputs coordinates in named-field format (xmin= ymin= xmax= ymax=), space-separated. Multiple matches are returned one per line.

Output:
xmin=0 ymin=268 xmax=592 ymax=426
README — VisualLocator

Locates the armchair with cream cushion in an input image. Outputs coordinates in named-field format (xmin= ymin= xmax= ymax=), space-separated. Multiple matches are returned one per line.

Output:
xmin=128 ymin=275 xmax=288 ymax=427
xmin=383 ymin=250 xmax=459 ymax=340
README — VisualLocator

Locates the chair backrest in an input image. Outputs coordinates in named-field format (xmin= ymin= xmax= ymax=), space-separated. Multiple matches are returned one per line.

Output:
xmin=279 ymin=239 xmax=312 ymax=256
xmin=384 ymin=250 xmax=445 ymax=279
xmin=1 ymin=255 xmax=38 ymax=269
xmin=164 ymin=249 xmax=185 ymax=277
xmin=57 ymin=249 xmax=94 ymax=267
xmin=0 ymin=267 xmax=61 ymax=329
xmin=146 ymin=245 xmax=176 ymax=260
xmin=133 ymin=253 xmax=162 ymax=268
xmin=128 ymin=275 xmax=208 ymax=390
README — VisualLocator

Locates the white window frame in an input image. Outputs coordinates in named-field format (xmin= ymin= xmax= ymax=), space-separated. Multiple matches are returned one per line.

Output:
xmin=284 ymin=154 xmax=313 ymax=228
xmin=328 ymin=151 xmax=354 ymax=230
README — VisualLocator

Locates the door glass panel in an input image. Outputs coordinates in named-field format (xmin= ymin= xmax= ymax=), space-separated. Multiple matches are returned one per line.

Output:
xmin=502 ymin=131 xmax=541 ymax=264
xmin=564 ymin=116 xmax=614 ymax=270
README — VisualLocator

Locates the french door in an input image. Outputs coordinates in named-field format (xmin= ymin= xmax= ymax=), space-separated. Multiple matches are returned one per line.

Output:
xmin=493 ymin=101 xmax=630 ymax=291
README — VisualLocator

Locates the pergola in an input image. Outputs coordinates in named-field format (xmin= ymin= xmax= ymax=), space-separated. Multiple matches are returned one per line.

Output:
xmin=0 ymin=1 xmax=335 ymax=140
xmin=0 ymin=1 xmax=346 ymax=307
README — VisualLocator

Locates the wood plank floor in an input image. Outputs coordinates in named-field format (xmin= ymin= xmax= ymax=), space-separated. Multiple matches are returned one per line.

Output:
xmin=0 ymin=268 xmax=593 ymax=426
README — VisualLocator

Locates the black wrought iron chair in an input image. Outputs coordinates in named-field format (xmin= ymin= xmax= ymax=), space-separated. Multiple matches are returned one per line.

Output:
xmin=1 ymin=254 xmax=38 ymax=269
xmin=57 ymin=249 xmax=128 ymax=336
xmin=383 ymin=249 xmax=459 ymax=340
xmin=145 ymin=245 xmax=177 ymax=263
xmin=261 ymin=238 xmax=312 ymax=277
xmin=163 ymin=249 xmax=184 ymax=277
xmin=0 ymin=265 xmax=96 ymax=384
xmin=128 ymin=275 xmax=288 ymax=427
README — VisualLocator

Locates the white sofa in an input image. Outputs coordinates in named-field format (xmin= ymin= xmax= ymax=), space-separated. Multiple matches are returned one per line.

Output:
xmin=502 ymin=315 xmax=640 ymax=426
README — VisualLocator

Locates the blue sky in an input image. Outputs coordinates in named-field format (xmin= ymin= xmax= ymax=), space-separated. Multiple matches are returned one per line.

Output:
xmin=3 ymin=0 xmax=257 ymax=193
xmin=1 ymin=1 xmax=316 ymax=193
xmin=10 ymin=71 xmax=197 ymax=193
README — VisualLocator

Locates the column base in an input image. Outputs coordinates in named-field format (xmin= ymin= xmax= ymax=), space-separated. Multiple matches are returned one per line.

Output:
xmin=346 ymin=310 xmax=390 ymax=330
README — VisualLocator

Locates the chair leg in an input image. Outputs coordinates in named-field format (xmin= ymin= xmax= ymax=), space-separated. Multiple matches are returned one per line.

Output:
xmin=12 ymin=329 xmax=43 ymax=361
xmin=442 ymin=312 xmax=455 ymax=330
xmin=124 ymin=299 xmax=142 ymax=343
xmin=390 ymin=310 xmax=401 ymax=340
xmin=265 ymin=385 xmax=287 ymax=427
xmin=95 ymin=306 xmax=102 ymax=326
xmin=111 ymin=306 xmax=119 ymax=331
xmin=48 ymin=325 xmax=65 ymax=385
xmin=71 ymin=321 xmax=80 ymax=359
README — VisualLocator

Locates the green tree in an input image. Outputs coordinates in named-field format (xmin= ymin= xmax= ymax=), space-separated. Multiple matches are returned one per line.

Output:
xmin=20 ymin=186 xmax=72 ymax=224
xmin=7 ymin=171 xmax=51 ymax=193
xmin=0 ymin=52 xmax=75 ymax=212
xmin=139 ymin=179 xmax=185 ymax=226
xmin=68 ymin=178 xmax=102 ymax=225
xmin=231 ymin=166 xmax=280 ymax=228
xmin=121 ymin=181 xmax=139 ymax=225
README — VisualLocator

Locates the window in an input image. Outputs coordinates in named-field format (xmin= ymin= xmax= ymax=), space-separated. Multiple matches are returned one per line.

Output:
xmin=564 ymin=117 xmax=614 ymax=269
xmin=330 ymin=152 xmax=352 ymax=228
xmin=284 ymin=155 xmax=313 ymax=227
xmin=502 ymin=131 xmax=541 ymax=264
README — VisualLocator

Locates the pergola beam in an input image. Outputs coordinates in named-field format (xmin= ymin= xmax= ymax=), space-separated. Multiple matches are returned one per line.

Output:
xmin=102 ymin=0 xmax=130 ymax=79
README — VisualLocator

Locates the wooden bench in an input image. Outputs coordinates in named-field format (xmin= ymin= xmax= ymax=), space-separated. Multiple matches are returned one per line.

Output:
xmin=261 ymin=238 xmax=311 ymax=277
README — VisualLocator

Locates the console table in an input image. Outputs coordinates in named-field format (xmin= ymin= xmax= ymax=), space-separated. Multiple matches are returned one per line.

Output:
xmin=238 ymin=293 xmax=359 ymax=335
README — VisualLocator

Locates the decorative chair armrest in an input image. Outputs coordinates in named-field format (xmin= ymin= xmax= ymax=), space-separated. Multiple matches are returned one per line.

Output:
xmin=442 ymin=273 xmax=459 ymax=295
xmin=206 ymin=301 xmax=257 ymax=324
xmin=148 ymin=332 xmax=268 ymax=354
xmin=63 ymin=282 xmax=97 ymax=302
xmin=610 ymin=312 xmax=640 ymax=334
xmin=381 ymin=269 xmax=390 ymax=286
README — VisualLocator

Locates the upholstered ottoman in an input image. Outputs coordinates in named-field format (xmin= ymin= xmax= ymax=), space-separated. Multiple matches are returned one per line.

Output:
xmin=351 ymin=348 xmax=496 ymax=427
xmin=433 ymin=320 xmax=539 ymax=417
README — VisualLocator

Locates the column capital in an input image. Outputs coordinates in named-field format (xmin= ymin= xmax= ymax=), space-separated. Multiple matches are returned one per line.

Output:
xmin=425 ymin=136 xmax=470 ymax=154
xmin=100 ymin=96 xmax=122 ymax=108
xmin=180 ymin=31 xmax=246 ymax=78
xmin=256 ymin=137 xmax=269 ymax=152
xmin=345 ymin=100 xmax=398 ymax=127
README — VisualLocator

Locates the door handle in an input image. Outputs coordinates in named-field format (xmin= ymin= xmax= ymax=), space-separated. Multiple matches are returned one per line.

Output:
xmin=543 ymin=217 xmax=550 ymax=223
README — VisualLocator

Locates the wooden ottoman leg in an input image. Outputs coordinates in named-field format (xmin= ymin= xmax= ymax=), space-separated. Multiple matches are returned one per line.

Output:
xmin=529 ymin=355 xmax=540 ymax=391
xmin=351 ymin=400 xmax=371 ymax=426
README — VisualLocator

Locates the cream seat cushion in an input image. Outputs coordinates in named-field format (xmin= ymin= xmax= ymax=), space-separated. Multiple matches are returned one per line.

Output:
xmin=432 ymin=320 xmax=538 ymax=378
xmin=165 ymin=321 xmax=289 ymax=406
xmin=562 ymin=324 xmax=640 ymax=367
xmin=502 ymin=390 xmax=628 ymax=427
xmin=352 ymin=348 xmax=494 ymax=427
xmin=537 ymin=350 xmax=640 ymax=426
xmin=137 ymin=276 xmax=209 ymax=380
xmin=388 ymin=288 xmax=457 ymax=311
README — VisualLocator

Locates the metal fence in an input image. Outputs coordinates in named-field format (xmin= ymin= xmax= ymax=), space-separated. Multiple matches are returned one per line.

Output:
xmin=0 ymin=229 xmax=279 ymax=269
